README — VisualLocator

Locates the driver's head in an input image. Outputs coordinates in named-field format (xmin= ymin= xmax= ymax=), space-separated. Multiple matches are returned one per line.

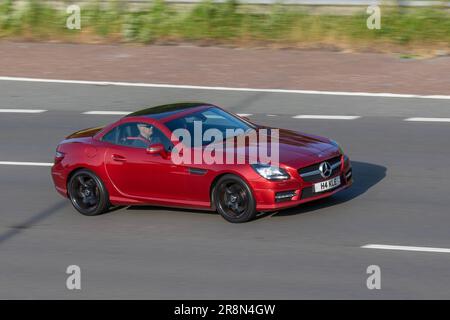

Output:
xmin=137 ymin=123 xmax=153 ymax=140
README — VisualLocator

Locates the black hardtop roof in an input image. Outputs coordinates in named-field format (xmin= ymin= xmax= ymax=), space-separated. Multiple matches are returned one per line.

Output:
xmin=125 ymin=102 xmax=215 ymax=120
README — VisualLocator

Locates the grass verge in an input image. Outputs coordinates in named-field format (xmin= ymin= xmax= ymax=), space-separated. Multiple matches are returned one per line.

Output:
xmin=1 ymin=0 xmax=449 ymax=54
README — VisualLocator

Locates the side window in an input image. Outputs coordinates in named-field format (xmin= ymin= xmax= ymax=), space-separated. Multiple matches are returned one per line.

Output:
xmin=104 ymin=122 xmax=173 ymax=150
xmin=155 ymin=128 xmax=173 ymax=151
xmin=102 ymin=127 xmax=118 ymax=144
xmin=117 ymin=122 xmax=144 ymax=147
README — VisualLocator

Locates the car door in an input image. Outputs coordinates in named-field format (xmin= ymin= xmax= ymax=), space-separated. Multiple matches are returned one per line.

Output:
xmin=103 ymin=121 xmax=186 ymax=201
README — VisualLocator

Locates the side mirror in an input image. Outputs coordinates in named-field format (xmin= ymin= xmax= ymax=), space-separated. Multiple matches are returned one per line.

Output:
xmin=146 ymin=143 xmax=168 ymax=158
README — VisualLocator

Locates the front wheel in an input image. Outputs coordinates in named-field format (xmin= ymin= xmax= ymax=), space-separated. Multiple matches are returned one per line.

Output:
xmin=213 ymin=174 xmax=257 ymax=223
xmin=67 ymin=169 xmax=110 ymax=216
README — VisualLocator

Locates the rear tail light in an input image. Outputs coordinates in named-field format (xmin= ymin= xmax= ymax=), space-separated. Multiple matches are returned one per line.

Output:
xmin=55 ymin=150 xmax=65 ymax=163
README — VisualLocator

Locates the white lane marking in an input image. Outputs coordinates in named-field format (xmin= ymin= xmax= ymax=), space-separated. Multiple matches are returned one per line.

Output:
xmin=293 ymin=115 xmax=360 ymax=120
xmin=83 ymin=111 xmax=131 ymax=115
xmin=237 ymin=113 xmax=252 ymax=117
xmin=0 ymin=161 xmax=53 ymax=167
xmin=0 ymin=109 xmax=47 ymax=113
xmin=362 ymin=244 xmax=450 ymax=254
xmin=405 ymin=117 xmax=450 ymax=123
xmin=1 ymin=76 xmax=449 ymax=100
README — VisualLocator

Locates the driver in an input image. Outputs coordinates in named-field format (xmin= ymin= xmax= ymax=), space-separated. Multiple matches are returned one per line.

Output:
xmin=130 ymin=123 xmax=160 ymax=148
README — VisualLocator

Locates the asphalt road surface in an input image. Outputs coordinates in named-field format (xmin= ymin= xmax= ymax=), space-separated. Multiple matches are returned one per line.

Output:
xmin=0 ymin=80 xmax=449 ymax=299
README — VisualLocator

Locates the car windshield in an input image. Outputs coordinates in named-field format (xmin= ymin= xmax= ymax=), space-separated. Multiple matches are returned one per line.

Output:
xmin=164 ymin=107 xmax=255 ymax=146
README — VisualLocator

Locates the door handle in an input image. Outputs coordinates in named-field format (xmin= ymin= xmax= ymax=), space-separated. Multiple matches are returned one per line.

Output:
xmin=111 ymin=154 xmax=127 ymax=162
xmin=188 ymin=167 xmax=207 ymax=175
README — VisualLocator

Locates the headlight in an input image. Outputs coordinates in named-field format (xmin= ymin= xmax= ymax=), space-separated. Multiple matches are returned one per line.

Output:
xmin=330 ymin=140 xmax=344 ymax=155
xmin=251 ymin=164 xmax=290 ymax=181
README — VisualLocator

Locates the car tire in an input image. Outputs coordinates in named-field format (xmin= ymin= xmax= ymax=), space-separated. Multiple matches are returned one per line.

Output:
xmin=213 ymin=174 xmax=257 ymax=223
xmin=67 ymin=169 xmax=110 ymax=216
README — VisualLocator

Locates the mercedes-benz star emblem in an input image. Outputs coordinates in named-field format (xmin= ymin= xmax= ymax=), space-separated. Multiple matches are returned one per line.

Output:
xmin=319 ymin=161 xmax=332 ymax=179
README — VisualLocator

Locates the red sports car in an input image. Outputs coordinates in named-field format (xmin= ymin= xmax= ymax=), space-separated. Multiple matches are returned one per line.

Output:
xmin=51 ymin=103 xmax=352 ymax=223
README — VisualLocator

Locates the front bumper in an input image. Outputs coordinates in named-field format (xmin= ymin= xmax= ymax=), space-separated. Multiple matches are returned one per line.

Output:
xmin=252 ymin=157 xmax=353 ymax=212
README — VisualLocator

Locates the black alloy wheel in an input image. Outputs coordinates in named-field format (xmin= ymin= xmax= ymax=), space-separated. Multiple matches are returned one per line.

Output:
xmin=213 ymin=174 xmax=257 ymax=223
xmin=68 ymin=169 xmax=110 ymax=216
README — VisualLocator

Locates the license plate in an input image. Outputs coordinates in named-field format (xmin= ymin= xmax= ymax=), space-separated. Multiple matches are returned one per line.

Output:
xmin=314 ymin=176 xmax=341 ymax=193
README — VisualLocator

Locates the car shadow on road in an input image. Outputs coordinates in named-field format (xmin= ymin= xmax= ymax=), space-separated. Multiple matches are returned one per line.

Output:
xmin=125 ymin=205 xmax=215 ymax=216
xmin=0 ymin=201 xmax=68 ymax=246
xmin=269 ymin=161 xmax=387 ymax=218
xmin=125 ymin=161 xmax=386 ymax=221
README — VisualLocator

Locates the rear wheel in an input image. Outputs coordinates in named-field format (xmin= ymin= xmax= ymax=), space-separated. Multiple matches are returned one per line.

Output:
xmin=213 ymin=175 xmax=257 ymax=223
xmin=68 ymin=169 xmax=110 ymax=216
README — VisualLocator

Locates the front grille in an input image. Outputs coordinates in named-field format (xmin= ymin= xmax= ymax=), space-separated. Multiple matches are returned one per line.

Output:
xmin=298 ymin=156 xmax=341 ymax=182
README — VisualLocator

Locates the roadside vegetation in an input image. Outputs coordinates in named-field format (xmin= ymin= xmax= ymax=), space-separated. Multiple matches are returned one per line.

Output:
xmin=0 ymin=0 xmax=449 ymax=54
